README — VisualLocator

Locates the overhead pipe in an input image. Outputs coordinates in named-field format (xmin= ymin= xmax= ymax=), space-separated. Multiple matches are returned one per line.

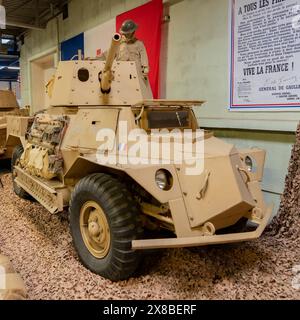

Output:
xmin=0 ymin=54 xmax=19 ymax=59
xmin=5 ymin=19 xmax=45 ymax=30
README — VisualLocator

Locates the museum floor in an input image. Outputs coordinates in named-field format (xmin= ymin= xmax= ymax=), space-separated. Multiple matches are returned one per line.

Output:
xmin=0 ymin=170 xmax=299 ymax=300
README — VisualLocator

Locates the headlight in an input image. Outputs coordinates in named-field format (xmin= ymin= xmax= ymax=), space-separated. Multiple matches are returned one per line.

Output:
xmin=155 ymin=169 xmax=173 ymax=190
xmin=245 ymin=156 xmax=257 ymax=173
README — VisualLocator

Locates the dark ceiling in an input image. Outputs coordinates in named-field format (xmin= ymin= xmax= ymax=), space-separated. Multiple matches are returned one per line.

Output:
xmin=2 ymin=0 xmax=67 ymax=35
xmin=0 ymin=0 xmax=68 ymax=81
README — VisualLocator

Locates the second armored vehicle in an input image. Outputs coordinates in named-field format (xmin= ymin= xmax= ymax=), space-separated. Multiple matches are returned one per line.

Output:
xmin=0 ymin=90 xmax=28 ymax=159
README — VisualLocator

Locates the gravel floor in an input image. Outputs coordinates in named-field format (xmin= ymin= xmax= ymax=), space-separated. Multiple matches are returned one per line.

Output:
xmin=0 ymin=128 xmax=299 ymax=300
xmin=0 ymin=173 xmax=298 ymax=300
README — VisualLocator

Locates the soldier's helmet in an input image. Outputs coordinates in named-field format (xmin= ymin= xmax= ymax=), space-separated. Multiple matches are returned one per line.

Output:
xmin=120 ymin=20 xmax=138 ymax=34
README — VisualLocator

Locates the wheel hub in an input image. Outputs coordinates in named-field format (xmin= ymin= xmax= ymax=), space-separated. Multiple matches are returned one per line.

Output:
xmin=88 ymin=221 xmax=101 ymax=237
xmin=79 ymin=201 xmax=111 ymax=259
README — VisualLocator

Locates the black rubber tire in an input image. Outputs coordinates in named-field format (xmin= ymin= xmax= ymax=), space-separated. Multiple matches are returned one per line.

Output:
xmin=11 ymin=145 xmax=29 ymax=199
xmin=69 ymin=173 xmax=143 ymax=281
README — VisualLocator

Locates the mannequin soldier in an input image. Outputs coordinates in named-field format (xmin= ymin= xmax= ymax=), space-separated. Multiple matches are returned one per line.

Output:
xmin=98 ymin=20 xmax=149 ymax=76
xmin=117 ymin=20 xmax=149 ymax=76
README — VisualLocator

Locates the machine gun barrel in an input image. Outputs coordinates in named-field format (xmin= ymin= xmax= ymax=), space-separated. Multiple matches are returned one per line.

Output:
xmin=101 ymin=33 xmax=122 ymax=93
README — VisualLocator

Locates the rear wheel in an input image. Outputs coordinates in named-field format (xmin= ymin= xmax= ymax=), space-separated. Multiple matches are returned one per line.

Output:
xmin=11 ymin=145 xmax=29 ymax=199
xmin=69 ymin=173 xmax=143 ymax=281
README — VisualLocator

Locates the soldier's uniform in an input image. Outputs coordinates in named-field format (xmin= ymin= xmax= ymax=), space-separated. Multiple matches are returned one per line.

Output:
xmin=98 ymin=20 xmax=149 ymax=76
xmin=117 ymin=36 xmax=149 ymax=75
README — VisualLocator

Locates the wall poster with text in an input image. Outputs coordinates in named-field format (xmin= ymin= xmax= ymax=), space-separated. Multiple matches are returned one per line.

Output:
xmin=229 ymin=0 xmax=300 ymax=110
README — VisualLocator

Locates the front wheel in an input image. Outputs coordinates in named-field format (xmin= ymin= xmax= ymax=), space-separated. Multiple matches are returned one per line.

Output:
xmin=69 ymin=173 xmax=143 ymax=281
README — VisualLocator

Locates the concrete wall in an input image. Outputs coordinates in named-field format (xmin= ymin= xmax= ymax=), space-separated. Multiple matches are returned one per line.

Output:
xmin=165 ymin=0 xmax=299 ymax=132
xmin=19 ymin=0 xmax=297 ymax=217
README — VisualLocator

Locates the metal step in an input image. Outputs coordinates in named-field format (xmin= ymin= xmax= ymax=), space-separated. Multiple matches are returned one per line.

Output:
xmin=14 ymin=166 xmax=69 ymax=214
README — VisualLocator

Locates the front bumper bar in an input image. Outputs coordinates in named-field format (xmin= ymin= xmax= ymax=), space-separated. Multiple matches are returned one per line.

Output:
xmin=132 ymin=204 xmax=273 ymax=250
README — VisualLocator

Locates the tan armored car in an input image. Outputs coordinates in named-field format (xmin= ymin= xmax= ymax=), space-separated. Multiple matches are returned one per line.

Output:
xmin=6 ymin=34 xmax=272 ymax=281
xmin=0 ymin=90 xmax=19 ymax=158
xmin=0 ymin=90 xmax=29 ymax=159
